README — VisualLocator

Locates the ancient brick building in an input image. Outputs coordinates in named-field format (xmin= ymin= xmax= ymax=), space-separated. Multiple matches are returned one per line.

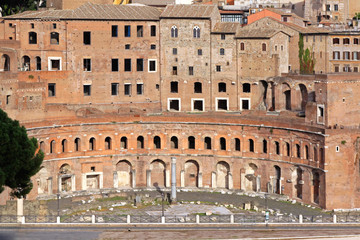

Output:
xmin=1 ymin=3 xmax=360 ymax=210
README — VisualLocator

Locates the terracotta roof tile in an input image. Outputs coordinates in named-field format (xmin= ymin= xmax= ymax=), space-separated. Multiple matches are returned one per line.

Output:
xmin=212 ymin=22 xmax=240 ymax=33
xmin=160 ymin=4 xmax=218 ymax=19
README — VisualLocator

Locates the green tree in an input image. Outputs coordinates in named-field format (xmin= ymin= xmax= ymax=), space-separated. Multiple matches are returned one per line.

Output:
xmin=0 ymin=0 xmax=41 ymax=17
xmin=298 ymin=34 xmax=316 ymax=74
xmin=0 ymin=109 xmax=43 ymax=198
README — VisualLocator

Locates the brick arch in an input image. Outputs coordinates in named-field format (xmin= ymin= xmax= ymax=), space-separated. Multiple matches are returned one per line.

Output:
xmin=184 ymin=160 xmax=200 ymax=187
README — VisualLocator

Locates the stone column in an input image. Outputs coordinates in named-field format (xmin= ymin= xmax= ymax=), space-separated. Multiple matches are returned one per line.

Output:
xmin=166 ymin=170 xmax=170 ymax=188
xmin=228 ymin=172 xmax=233 ymax=190
xmin=212 ymin=171 xmax=217 ymax=189
xmin=146 ymin=170 xmax=151 ymax=188
xmin=131 ymin=169 xmax=136 ymax=188
xmin=256 ymin=176 xmax=261 ymax=192
xmin=198 ymin=172 xmax=203 ymax=188
xmin=171 ymin=157 xmax=176 ymax=202
xmin=113 ymin=171 xmax=118 ymax=188
xmin=71 ymin=174 xmax=76 ymax=191
xmin=180 ymin=170 xmax=185 ymax=187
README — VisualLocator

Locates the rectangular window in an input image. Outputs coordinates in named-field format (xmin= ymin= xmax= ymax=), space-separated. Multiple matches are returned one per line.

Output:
xmin=317 ymin=105 xmax=324 ymax=124
xmin=150 ymin=25 xmax=156 ymax=36
xmin=49 ymin=58 xmax=61 ymax=71
xmin=168 ymin=99 xmax=180 ymax=111
xmin=124 ymin=84 xmax=131 ymax=95
xmin=326 ymin=4 xmax=330 ymax=11
xmin=334 ymin=65 xmax=339 ymax=72
xmin=125 ymin=44 xmax=130 ymax=49
xmin=137 ymin=58 xmax=143 ymax=71
xmin=137 ymin=83 xmax=143 ymax=95
xmin=53 ymin=23 xmax=57 ymax=29
xmin=112 ymin=25 xmax=118 ymax=37
xmin=150 ymin=44 xmax=156 ymax=50
xmin=112 ymin=59 xmax=119 ymax=72
xmin=170 ymin=81 xmax=178 ymax=93
xmin=83 ymin=58 xmax=91 ymax=72
xmin=217 ymin=98 xmax=228 ymax=111
xmin=83 ymin=85 xmax=91 ymax=96
xmin=6 ymin=95 xmax=10 ymax=104
xmin=192 ymin=99 xmax=204 ymax=111
xmin=333 ymin=51 xmax=340 ymax=60
xmin=221 ymin=34 xmax=225 ymax=40
xmin=124 ymin=59 xmax=131 ymax=72
xmin=149 ymin=60 xmax=156 ymax=72
xmin=111 ymin=83 xmax=119 ymax=96
xmin=334 ymin=4 xmax=338 ymax=11
xmin=189 ymin=66 xmax=194 ymax=75
xmin=124 ymin=25 xmax=131 ymax=37
xmin=48 ymin=83 xmax=56 ymax=97
xmin=198 ymin=49 xmax=202 ymax=56
xmin=354 ymin=67 xmax=359 ymax=72
xmin=137 ymin=25 xmax=143 ymax=37
xmin=216 ymin=65 xmax=221 ymax=72
xmin=172 ymin=66 xmax=177 ymax=75
xmin=241 ymin=98 xmax=250 ymax=110
xmin=173 ymin=48 xmax=177 ymax=55
xmin=83 ymin=31 xmax=91 ymax=45
xmin=344 ymin=51 xmax=350 ymax=60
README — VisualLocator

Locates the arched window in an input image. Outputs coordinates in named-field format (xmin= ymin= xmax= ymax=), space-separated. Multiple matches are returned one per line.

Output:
xmin=343 ymin=38 xmax=350 ymax=44
xmin=188 ymin=136 xmax=195 ymax=149
xmin=121 ymin=137 xmax=128 ymax=149
xmin=171 ymin=26 xmax=178 ymax=38
xmin=286 ymin=142 xmax=290 ymax=156
xmin=262 ymin=43 xmax=267 ymax=51
xmin=240 ymin=42 xmax=245 ymax=50
xmin=249 ymin=139 xmax=254 ymax=152
xmin=194 ymin=82 xmax=202 ymax=93
xmin=171 ymin=136 xmax=178 ymax=149
xmin=74 ymin=138 xmax=81 ymax=151
xmin=220 ymin=48 xmax=225 ymax=55
xmin=193 ymin=26 xmax=200 ymax=38
xmin=354 ymin=38 xmax=359 ymax=45
xmin=333 ymin=38 xmax=340 ymax=44
xmin=40 ymin=141 xmax=45 ymax=152
xmin=61 ymin=139 xmax=67 ymax=152
xmin=263 ymin=139 xmax=267 ymax=153
xmin=89 ymin=137 xmax=96 ymax=151
xmin=36 ymin=56 xmax=41 ymax=70
xmin=22 ymin=55 xmax=30 ymax=71
xmin=50 ymin=32 xmax=59 ymax=45
xmin=154 ymin=136 xmax=161 ymax=149
xmin=1 ymin=54 xmax=10 ymax=71
xmin=218 ymin=82 xmax=226 ymax=92
xmin=314 ymin=147 xmax=318 ymax=162
xmin=137 ymin=136 xmax=144 ymax=149
xmin=305 ymin=145 xmax=309 ymax=159
xmin=105 ymin=137 xmax=112 ymax=150
xmin=220 ymin=137 xmax=226 ymax=150
xmin=275 ymin=141 xmax=280 ymax=155
xmin=296 ymin=144 xmax=301 ymax=158
xmin=243 ymin=83 xmax=251 ymax=93
xmin=50 ymin=140 xmax=56 ymax=153
xmin=29 ymin=32 xmax=37 ymax=44
xmin=235 ymin=138 xmax=240 ymax=151
xmin=204 ymin=137 xmax=212 ymax=150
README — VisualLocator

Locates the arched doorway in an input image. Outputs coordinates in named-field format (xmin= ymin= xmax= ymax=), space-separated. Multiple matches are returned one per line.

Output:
xmin=259 ymin=80 xmax=268 ymax=110
xmin=37 ymin=167 xmax=49 ymax=194
xmin=22 ymin=55 xmax=30 ymax=71
xmin=116 ymin=160 xmax=132 ymax=188
xmin=274 ymin=166 xmax=281 ymax=194
xmin=59 ymin=164 xmax=72 ymax=192
xmin=282 ymin=83 xmax=291 ymax=110
xmin=244 ymin=163 xmax=258 ymax=192
xmin=184 ymin=160 xmax=199 ymax=187
xmin=150 ymin=159 xmax=166 ymax=187
xmin=1 ymin=54 xmax=10 ymax=71
xmin=299 ymin=84 xmax=308 ymax=111
xmin=295 ymin=167 xmax=303 ymax=199
xmin=313 ymin=171 xmax=320 ymax=204
xmin=216 ymin=161 xmax=230 ymax=189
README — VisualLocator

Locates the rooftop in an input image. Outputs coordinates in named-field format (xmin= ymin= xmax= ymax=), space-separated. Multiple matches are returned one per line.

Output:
xmin=160 ymin=4 xmax=219 ymax=19
xmin=212 ymin=22 xmax=240 ymax=33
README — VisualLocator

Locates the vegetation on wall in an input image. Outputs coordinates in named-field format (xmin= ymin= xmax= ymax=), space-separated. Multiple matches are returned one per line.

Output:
xmin=298 ymin=34 xmax=316 ymax=74
xmin=0 ymin=109 xmax=43 ymax=198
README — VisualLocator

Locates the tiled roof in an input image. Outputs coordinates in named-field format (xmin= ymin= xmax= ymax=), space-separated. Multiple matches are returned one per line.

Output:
xmin=212 ymin=22 xmax=240 ymax=33
xmin=4 ymin=2 xmax=162 ymax=20
xmin=235 ymin=28 xmax=286 ymax=38
xmin=160 ymin=4 xmax=218 ymax=19
xmin=132 ymin=0 xmax=175 ymax=6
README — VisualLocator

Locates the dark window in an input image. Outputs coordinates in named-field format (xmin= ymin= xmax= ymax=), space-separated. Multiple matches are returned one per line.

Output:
xmin=198 ymin=49 xmax=202 ymax=55
xmin=105 ymin=137 xmax=112 ymax=150
xmin=220 ymin=137 xmax=226 ymax=150
xmin=36 ymin=56 xmax=41 ymax=70
xmin=242 ymin=99 xmax=250 ymax=110
xmin=334 ymin=4 xmax=338 ymax=11
xmin=263 ymin=139 xmax=267 ymax=153
xmin=204 ymin=137 xmax=212 ymax=149
xmin=111 ymin=83 xmax=119 ymax=96
xmin=305 ymin=145 xmax=309 ymax=159
xmin=121 ymin=137 xmax=128 ymax=149
xmin=149 ymin=60 xmax=156 ymax=72
xmin=137 ymin=83 xmax=143 ymax=95
xmin=74 ymin=138 xmax=81 ymax=151
xmin=193 ymin=100 xmax=203 ymax=111
xmin=326 ymin=4 xmax=330 ymax=11
xmin=50 ymin=59 xmax=60 ymax=70
xmin=217 ymin=99 xmax=228 ymax=110
xmin=249 ymin=139 xmax=254 ymax=152
xmin=194 ymin=82 xmax=202 ymax=93
xmin=333 ymin=38 xmax=340 ymax=44
xmin=48 ymin=83 xmax=56 ymax=97
xmin=137 ymin=58 xmax=143 ymax=71
xmin=188 ymin=136 xmax=195 ymax=149
xmin=150 ymin=44 xmax=156 ymax=50
xmin=137 ymin=25 xmax=143 ymax=37
xmin=31 ymin=23 xmax=34 ymax=28
xmin=124 ymin=84 xmax=131 ymax=95
xmin=262 ymin=43 xmax=267 ymax=51
xmin=216 ymin=65 xmax=221 ymax=72
xmin=125 ymin=44 xmax=130 ymax=49
xmin=220 ymin=48 xmax=225 ymax=55
xmin=171 ymin=136 xmax=178 ymax=149
xmin=50 ymin=32 xmax=59 ymax=45
xmin=173 ymin=48 xmax=177 ymax=55
xmin=137 ymin=136 xmax=144 ymax=149
xmin=53 ymin=23 xmax=57 ymax=29
xmin=221 ymin=34 xmax=225 ymax=40
xmin=125 ymin=25 xmax=131 ymax=37
xmin=193 ymin=26 xmax=200 ymax=38
xmin=170 ymin=81 xmax=178 ymax=93
xmin=83 ymin=85 xmax=91 ymax=96
xmin=83 ymin=58 xmax=91 ymax=71
xmin=218 ymin=82 xmax=226 ymax=92
xmin=286 ymin=142 xmax=290 ymax=156
xmin=235 ymin=138 xmax=240 ymax=151
xmin=172 ymin=66 xmax=177 ymax=75
xmin=169 ymin=99 xmax=180 ymax=111
xmin=112 ymin=25 xmax=118 ymax=37
xmin=275 ymin=141 xmax=280 ymax=154
xmin=50 ymin=140 xmax=55 ymax=153
xmin=240 ymin=42 xmax=245 ymax=50
xmin=189 ymin=66 xmax=194 ymax=75
xmin=354 ymin=38 xmax=359 ymax=45
xmin=83 ymin=31 xmax=91 ymax=45
xmin=29 ymin=32 xmax=37 ymax=44
xmin=171 ymin=26 xmax=178 ymax=38
xmin=154 ymin=136 xmax=161 ymax=149
xmin=151 ymin=25 xmax=156 ymax=36
xmin=89 ymin=138 xmax=96 ymax=150
xmin=124 ymin=59 xmax=131 ymax=71
xmin=243 ymin=83 xmax=251 ymax=92
xmin=112 ymin=59 xmax=119 ymax=71
xmin=343 ymin=38 xmax=350 ymax=44
xmin=296 ymin=144 xmax=301 ymax=158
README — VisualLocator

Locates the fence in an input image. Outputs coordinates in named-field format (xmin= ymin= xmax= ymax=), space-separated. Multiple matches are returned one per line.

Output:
xmin=1 ymin=214 xmax=360 ymax=224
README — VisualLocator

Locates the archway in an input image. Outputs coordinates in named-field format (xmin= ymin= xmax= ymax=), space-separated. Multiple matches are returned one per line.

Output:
xmin=1 ymin=54 xmax=10 ymax=71
xmin=282 ymin=83 xmax=291 ymax=110
xmin=299 ymin=84 xmax=308 ymax=111
xmin=184 ymin=160 xmax=199 ymax=187
xmin=59 ymin=164 xmax=72 ymax=192
xmin=37 ymin=167 xmax=49 ymax=194
xmin=150 ymin=159 xmax=166 ymax=187
xmin=274 ymin=166 xmax=281 ymax=194
xmin=313 ymin=171 xmax=320 ymax=204
xmin=22 ymin=55 xmax=30 ymax=71
xmin=259 ymin=80 xmax=268 ymax=110
xmin=244 ymin=163 xmax=258 ymax=192
xmin=295 ymin=167 xmax=303 ymax=199
xmin=116 ymin=160 xmax=132 ymax=188
xmin=216 ymin=161 xmax=230 ymax=189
